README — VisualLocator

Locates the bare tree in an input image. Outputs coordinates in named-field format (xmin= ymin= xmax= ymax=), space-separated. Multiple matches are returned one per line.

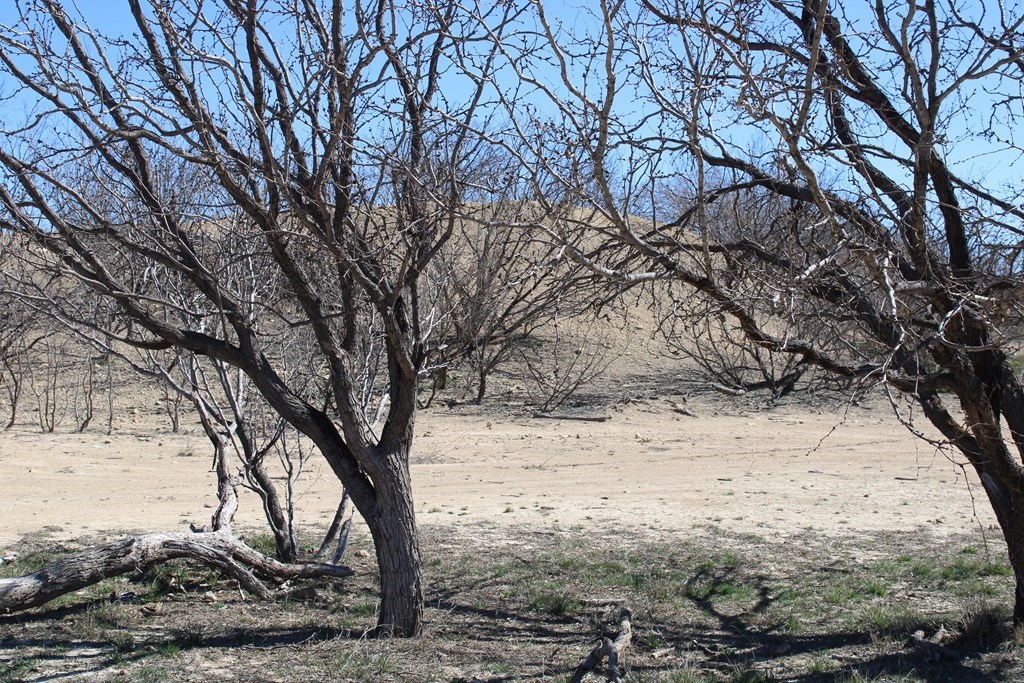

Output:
xmin=0 ymin=238 xmax=40 ymax=429
xmin=424 ymin=198 xmax=600 ymax=405
xmin=516 ymin=309 xmax=614 ymax=412
xmin=655 ymin=181 xmax=848 ymax=400
xmin=485 ymin=0 xmax=1024 ymax=623
xmin=0 ymin=0 xmax=510 ymax=635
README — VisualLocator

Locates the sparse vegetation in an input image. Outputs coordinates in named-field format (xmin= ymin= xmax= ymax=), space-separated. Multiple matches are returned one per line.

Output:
xmin=0 ymin=0 xmax=1022 ymax=680
xmin=3 ymin=525 xmax=1018 ymax=681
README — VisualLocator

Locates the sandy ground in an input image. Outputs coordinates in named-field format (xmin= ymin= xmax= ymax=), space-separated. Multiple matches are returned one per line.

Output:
xmin=0 ymin=392 xmax=1000 ymax=551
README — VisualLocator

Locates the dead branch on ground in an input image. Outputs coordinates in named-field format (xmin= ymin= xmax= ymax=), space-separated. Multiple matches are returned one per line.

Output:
xmin=571 ymin=607 xmax=633 ymax=683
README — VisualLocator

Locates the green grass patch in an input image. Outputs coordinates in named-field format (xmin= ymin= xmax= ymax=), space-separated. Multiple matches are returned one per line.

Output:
xmin=0 ymin=658 xmax=36 ymax=683
xmin=0 ymin=548 xmax=69 ymax=578
xmin=528 ymin=589 xmax=580 ymax=617
xmin=856 ymin=604 xmax=928 ymax=638
xmin=940 ymin=557 xmax=1013 ymax=581
xmin=244 ymin=533 xmax=278 ymax=557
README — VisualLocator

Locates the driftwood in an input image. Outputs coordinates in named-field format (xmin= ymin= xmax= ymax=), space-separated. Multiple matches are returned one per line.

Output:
xmin=570 ymin=608 xmax=633 ymax=683
xmin=0 ymin=529 xmax=353 ymax=613
xmin=533 ymin=412 xmax=612 ymax=422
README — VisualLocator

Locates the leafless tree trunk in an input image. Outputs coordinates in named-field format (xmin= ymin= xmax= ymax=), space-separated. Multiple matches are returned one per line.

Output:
xmin=0 ymin=0 xmax=513 ymax=636
xmin=28 ymin=332 xmax=69 ymax=433
xmin=0 ymin=285 xmax=38 ymax=430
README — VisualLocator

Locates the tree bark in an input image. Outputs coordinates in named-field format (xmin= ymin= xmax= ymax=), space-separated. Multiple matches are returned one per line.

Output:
xmin=248 ymin=459 xmax=297 ymax=562
xmin=315 ymin=489 xmax=354 ymax=565
xmin=977 ymin=470 xmax=1024 ymax=625
xmin=921 ymin=368 xmax=1024 ymax=627
xmin=476 ymin=363 xmax=487 ymax=404
xmin=363 ymin=452 xmax=423 ymax=637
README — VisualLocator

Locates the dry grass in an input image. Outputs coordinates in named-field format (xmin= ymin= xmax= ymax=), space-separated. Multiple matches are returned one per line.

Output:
xmin=1 ymin=524 xmax=1020 ymax=682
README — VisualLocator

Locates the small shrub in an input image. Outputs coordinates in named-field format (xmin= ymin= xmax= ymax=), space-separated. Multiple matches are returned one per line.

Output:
xmin=857 ymin=604 xmax=925 ymax=638
xmin=528 ymin=590 xmax=579 ymax=617
xmin=170 ymin=623 xmax=205 ymax=649
xmin=956 ymin=600 xmax=1010 ymax=650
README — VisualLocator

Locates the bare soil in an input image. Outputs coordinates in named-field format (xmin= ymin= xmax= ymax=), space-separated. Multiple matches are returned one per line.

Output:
xmin=0 ymin=392 xmax=998 ymax=548
xmin=1 ymin=355 xmax=1021 ymax=681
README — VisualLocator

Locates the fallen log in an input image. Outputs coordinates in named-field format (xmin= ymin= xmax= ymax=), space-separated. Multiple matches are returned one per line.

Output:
xmin=570 ymin=607 xmax=632 ymax=683
xmin=0 ymin=529 xmax=352 ymax=613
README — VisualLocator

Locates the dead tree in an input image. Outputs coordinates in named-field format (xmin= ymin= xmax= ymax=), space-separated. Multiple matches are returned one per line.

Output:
xmin=0 ymin=0 xmax=512 ymax=636
xmin=484 ymin=0 xmax=1024 ymax=624
xmin=424 ymin=196 xmax=600 ymax=406
xmin=0 ymin=247 xmax=40 ymax=429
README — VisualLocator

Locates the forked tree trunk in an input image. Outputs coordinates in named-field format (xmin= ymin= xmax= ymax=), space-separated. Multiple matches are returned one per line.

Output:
xmin=315 ymin=490 xmax=354 ymax=565
xmin=248 ymin=458 xmax=297 ymax=562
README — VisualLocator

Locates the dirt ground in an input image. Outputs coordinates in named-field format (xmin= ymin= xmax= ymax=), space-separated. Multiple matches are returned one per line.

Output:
xmin=2 ymin=353 xmax=1019 ymax=682
xmin=0 ymin=389 xmax=999 ymax=549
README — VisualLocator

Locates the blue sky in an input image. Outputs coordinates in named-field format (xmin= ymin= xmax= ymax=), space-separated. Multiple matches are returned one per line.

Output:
xmin=1 ymin=1 xmax=1020 ymax=204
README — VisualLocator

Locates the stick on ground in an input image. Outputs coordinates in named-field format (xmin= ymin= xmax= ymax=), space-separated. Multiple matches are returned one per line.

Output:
xmin=570 ymin=607 xmax=632 ymax=682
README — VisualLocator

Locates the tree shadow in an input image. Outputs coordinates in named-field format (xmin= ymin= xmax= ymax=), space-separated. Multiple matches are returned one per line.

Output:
xmin=622 ymin=561 xmax=1012 ymax=683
